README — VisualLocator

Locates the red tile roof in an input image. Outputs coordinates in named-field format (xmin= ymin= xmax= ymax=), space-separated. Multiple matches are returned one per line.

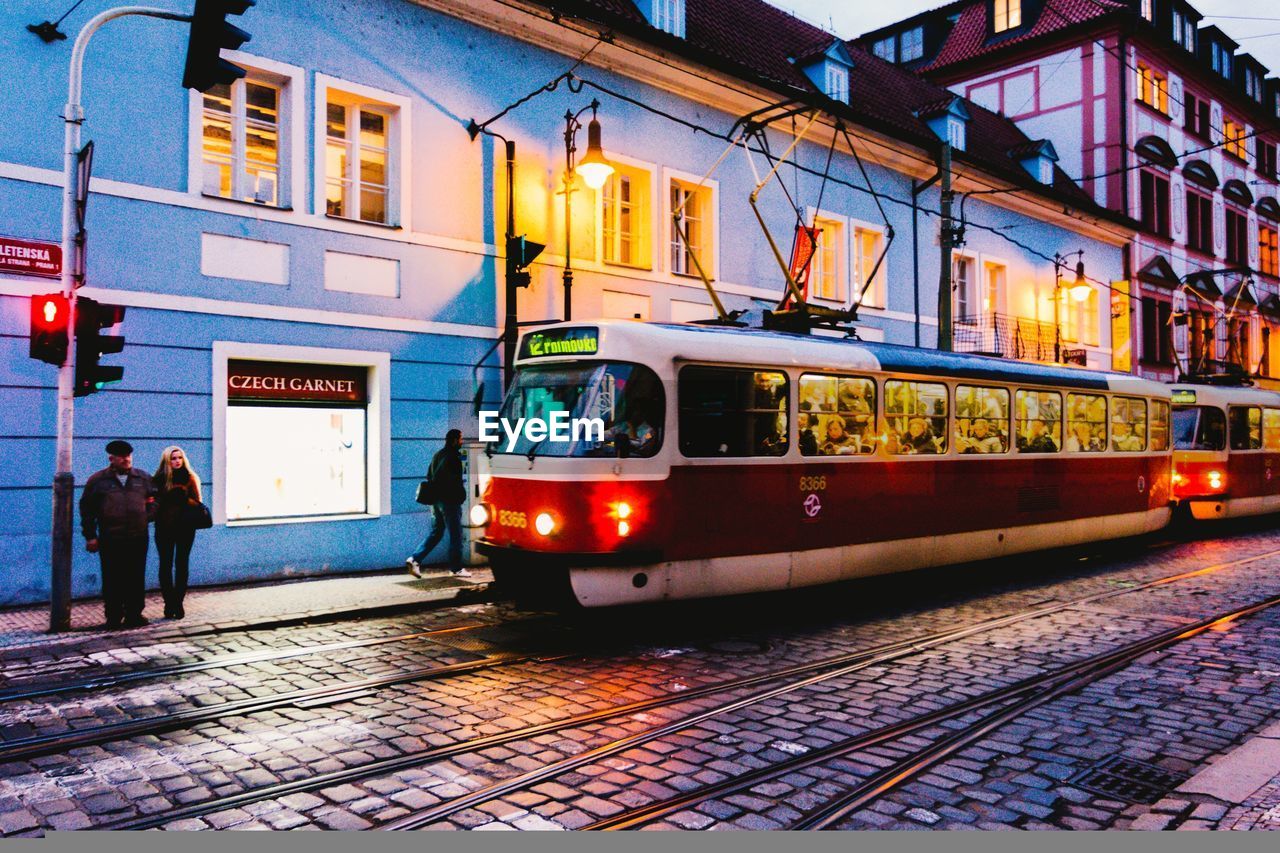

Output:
xmin=916 ymin=0 xmax=1125 ymax=72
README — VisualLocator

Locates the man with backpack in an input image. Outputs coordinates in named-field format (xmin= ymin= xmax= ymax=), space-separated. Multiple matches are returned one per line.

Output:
xmin=406 ymin=429 xmax=469 ymax=578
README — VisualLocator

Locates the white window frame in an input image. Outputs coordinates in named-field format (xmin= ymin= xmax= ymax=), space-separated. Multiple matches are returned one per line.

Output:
xmin=596 ymin=151 xmax=657 ymax=271
xmin=650 ymin=0 xmax=686 ymax=37
xmin=952 ymin=251 xmax=977 ymax=319
xmin=211 ymin=341 xmax=391 ymax=527
xmin=314 ymin=73 xmax=412 ymax=228
xmin=664 ymin=167 xmax=719 ymax=280
xmin=947 ymin=116 xmax=967 ymax=151
xmin=805 ymin=208 xmax=849 ymax=304
xmin=982 ymin=256 xmax=1008 ymax=316
xmin=993 ymin=0 xmax=1021 ymax=33
xmin=186 ymin=51 xmax=306 ymax=211
xmin=851 ymin=218 xmax=888 ymax=310
xmin=825 ymin=63 xmax=850 ymax=103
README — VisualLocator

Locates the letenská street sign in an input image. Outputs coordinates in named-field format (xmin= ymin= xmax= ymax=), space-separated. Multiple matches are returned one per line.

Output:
xmin=0 ymin=235 xmax=62 ymax=278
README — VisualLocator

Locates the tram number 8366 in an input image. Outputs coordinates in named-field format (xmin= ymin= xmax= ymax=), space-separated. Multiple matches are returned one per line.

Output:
xmin=799 ymin=476 xmax=828 ymax=492
xmin=497 ymin=510 xmax=527 ymax=528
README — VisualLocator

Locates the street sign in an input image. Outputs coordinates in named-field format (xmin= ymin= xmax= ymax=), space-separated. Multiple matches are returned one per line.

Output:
xmin=0 ymin=235 xmax=62 ymax=278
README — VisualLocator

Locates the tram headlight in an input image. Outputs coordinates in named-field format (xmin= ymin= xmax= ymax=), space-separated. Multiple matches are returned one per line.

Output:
xmin=1207 ymin=470 xmax=1225 ymax=491
xmin=534 ymin=512 xmax=556 ymax=536
xmin=469 ymin=503 xmax=490 ymax=527
xmin=617 ymin=520 xmax=631 ymax=537
xmin=615 ymin=502 xmax=632 ymax=520
xmin=1171 ymin=471 xmax=1186 ymax=487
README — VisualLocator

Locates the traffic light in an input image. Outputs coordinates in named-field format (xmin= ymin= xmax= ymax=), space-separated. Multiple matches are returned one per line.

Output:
xmin=506 ymin=235 xmax=545 ymax=288
xmin=182 ymin=0 xmax=254 ymax=93
xmin=73 ymin=298 xmax=126 ymax=398
xmin=29 ymin=293 xmax=70 ymax=365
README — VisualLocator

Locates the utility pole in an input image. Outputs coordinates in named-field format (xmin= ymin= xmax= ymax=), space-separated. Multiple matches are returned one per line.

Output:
xmin=48 ymin=6 xmax=196 ymax=632
xmin=501 ymin=139 xmax=517 ymax=387
xmin=937 ymin=142 xmax=955 ymax=352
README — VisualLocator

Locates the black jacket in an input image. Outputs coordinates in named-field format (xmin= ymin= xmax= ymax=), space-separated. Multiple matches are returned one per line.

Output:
xmin=153 ymin=469 xmax=200 ymax=531
xmin=428 ymin=446 xmax=465 ymax=506
xmin=81 ymin=467 xmax=156 ymax=540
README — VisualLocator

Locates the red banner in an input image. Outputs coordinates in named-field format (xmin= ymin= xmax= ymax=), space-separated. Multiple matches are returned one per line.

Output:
xmin=228 ymin=360 xmax=368 ymax=404
xmin=0 ymin=236 xmax=61 ymax=278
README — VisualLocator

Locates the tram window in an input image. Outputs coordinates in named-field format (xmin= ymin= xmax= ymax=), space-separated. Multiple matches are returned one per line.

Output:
xmin=798 ymin=374 xmax=877 ymax=456
xmin=1015 ymin=390 xmax=1061 ymax=453
xmin=954 ymin=385 xmax=1009 ymax=453
xmin=885 ymin=380 xmax=948 ymax=455
xmin=678 ymin=366 xmax=789 ymax=457
xmin=1150 ymin=401 xmax=1171 ymax=451
xmin=1173 ymin=406 xmax=1226 ymax=451
xmin=1230 ymin=406 xmax=1263 ymax=450
xmin=1065 ymin=393 xmax=1107 ymax=452
xmin=1111 ymin=397 xmax=1147 ymax=452
xmin=1265 ymin=409 xmax=1280 ymax=452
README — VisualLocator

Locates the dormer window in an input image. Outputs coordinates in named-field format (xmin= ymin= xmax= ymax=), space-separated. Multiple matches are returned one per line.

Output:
xmin=918 ymin=97 xmax=971 ymax=152
xmin=1011 ymin=140 xmax=1059 ymax=186
xmin=1172 ymin=10 xmax=1195 ymax=50
xmin=825 ymin=63 xmax=849 ymax=103
xmin=1245 ymin=69 xmax=1262 ymax=102
xmin=993 ymin=0 xmax=1021 ymax=34
xmin=901 ymin=27 xmax=924 ymax=62
xmin=872 ymin=36 xmax=895 ymax=62
xmin=646 ymin=0 xmax=685 ymax=38
xmin=948 ymin=117 xmax=966 ymax=150
xmin=1211 ymin=42 xmax=1232 ymax=78
xmin=1141 ymin=0 xmax=1154 ymax=22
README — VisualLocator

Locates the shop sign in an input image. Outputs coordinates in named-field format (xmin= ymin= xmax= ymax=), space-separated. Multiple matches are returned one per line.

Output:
xmin=0 ymin=235 xmax=61 ymax=278
xmin=228 ymin=360 xmax=367 ymax=403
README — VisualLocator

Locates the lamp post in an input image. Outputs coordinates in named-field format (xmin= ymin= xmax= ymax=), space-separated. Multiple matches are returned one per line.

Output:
xmin=561 ymin=99 xmax=613 ymax=321
xmin=1053 ymin=251 xmax=1090 ymax=363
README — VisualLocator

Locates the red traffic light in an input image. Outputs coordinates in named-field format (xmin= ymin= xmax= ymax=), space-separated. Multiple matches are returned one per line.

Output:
xmin=29 ymin=293 xmax=70 ymax=366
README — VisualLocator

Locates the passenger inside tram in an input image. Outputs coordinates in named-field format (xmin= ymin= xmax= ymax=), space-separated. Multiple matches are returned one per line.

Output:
xmin=955 ymin=385 xmax=1010 ymax=453
xmin=886 ymin=380 xmax=947 ymax=454
xmin=821 ymin=417 xmax=859 ymax=455
xmin=957 ymin=418 xmax=1004 ymax=453
xmin=798 ymin=374 xmax=877 ymax=456
xmin=1015 ymin=390 xmax=1061 ymax=453
xmin=1111 ymin=420 xmax=1144 ymax=452
xmin=1065 ymin=420 xmax=1104 ymax=452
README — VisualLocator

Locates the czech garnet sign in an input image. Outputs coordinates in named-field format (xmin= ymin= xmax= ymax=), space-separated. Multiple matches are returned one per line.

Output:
xmin=0 ymin=236 xmax=61 ymax=278
xmin=228 ymin=360 xmax=368 ymax=404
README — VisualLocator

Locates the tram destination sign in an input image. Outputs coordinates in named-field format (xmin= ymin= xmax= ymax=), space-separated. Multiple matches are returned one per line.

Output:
xmin=519 ymin=326 xmax=599 ymax=359
xmin=1171 ymin=389 xmax=1197 ymax=404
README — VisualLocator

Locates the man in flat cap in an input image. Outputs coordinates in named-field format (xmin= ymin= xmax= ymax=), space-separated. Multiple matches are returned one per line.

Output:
xmin=80 ymin=440 xmax=156 ymax=628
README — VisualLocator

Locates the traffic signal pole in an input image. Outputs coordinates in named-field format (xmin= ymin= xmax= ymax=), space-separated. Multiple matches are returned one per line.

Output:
xmin=49 ymin=6 xmax=190 ymax=632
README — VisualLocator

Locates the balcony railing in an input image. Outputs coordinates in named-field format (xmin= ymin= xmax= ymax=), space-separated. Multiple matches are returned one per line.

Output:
xmin=954 ymin=313 xmax=1061 ymax=363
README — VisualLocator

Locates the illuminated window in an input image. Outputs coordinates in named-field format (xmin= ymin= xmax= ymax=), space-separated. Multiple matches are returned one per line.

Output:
xmin=955 ymin=385 xmax=1010 ymax=453
xmin=325 ymin=93 xmax=397 ymax=224
xmin=1224 ymin=117 xmax=1248 ymax=160
xmin=670 ymin=178 xmax=714 ymax=278
xmin=1140 ymin=0 xmax=1153 ymax=21
xmin=810 ymin=216 xmax=845 ymax=302
xmin=885 ymin=380 xmax=948 ymax=455
xmin=1260 ymin=224 xmax=1279 ymax=277
xmin=993 ymin=0 xmax=1021 ymax=33
xmin=678 ymin=366 xmax=787 ymax=457
xmin=1111 ymin=398 xmax=1147 ymax=452
xmin=1137 ymin=64 xmax=1168 ymax=114
xmin=1065 ymin=393 xmax=1107 ymax=452
xmin=1150 ymin=401 xmax=1170 ymax=451
xmin=852 ymin=226 xmax=885 ymax=308
xmin=983 ymin=261 xmax=1006 ymax=314
xmin=1060 ymin=287 xmax=1100 ymax=347
xmin=201 ymin=75 xmax=283 ymax=205
xmin=602 ymin=164 xmax=651 ymax=269
xmin=798 ymin=374 xmax=877 ymax=456
xmin=1229 ymin=406 xmax=1262 ymax=450
xmin=1015 ymin=389 xmax=1061 ymax=453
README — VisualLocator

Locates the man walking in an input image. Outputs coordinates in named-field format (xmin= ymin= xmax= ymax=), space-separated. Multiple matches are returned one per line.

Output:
xmin=81 ymin=440 xmax=156 ymax=628
xmin=406 ymin=428 xmax=469 ymax=578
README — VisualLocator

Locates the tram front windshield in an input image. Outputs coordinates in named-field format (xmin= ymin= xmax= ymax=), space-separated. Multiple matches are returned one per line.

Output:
xmin=495 ymin=362 xmax=664 ymax=457
xmin=1172 ymin=405 xmax=1226 ymax=451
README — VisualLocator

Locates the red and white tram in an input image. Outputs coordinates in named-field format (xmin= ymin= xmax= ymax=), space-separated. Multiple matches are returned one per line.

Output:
xmin=473 ymin=321 xmax=1174 ymax=606
xmin=1170 ymin=383 xmax=1280 ymax=520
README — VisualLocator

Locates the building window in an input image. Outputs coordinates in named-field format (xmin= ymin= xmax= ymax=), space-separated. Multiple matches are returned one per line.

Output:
xmin=1184 ymin=20 xmax=1196 ymax=52
xmin=872 ymin=37 xmax=895 ymax=62
xmin=1140 ymin=170 xmax=1170 ymax=237
xmin=824 ymin=63 xmax=849 ymax=103
xmin=900 ymin=27 xmax=924 ymax=62
xmin=1140 ymin=0 xmax=1154 ymax=21
xmin=1187 ymin=191 xmax=1214 ymax=254
xmin=602 ymin=164 xmax=651 ymax=269
xmin=1142 ymin=298 xmax=1174 ymax=364
xmin=1172 ymin=9 xmax=1184 ymax=42
xmin=852 ymin=226 xmax=885 ymax=308
xmin=947 ymin=117 xmax=967 ymax=151
xmin=953 ymin=256 xmax=975 ymax=319
xmin=993 ymin=0 xmax=1021 ymax=33
xmin=1185 ymin=93 xmax=1210 ymax=139
xmin=1225 ymin=208 xmax=1248 ymax=264
xmin=1061 ymin=287 xmax=1100 ymax=347
xmin=670 ymin=178 xmax=714 ymax=278
xmin=224 ymin=360 xmax=371 ymax=521
xmin=1260 ymin=224 xmax=1279 ymax=277
xmin=650 ymin=0 xmax=685 ymax=37
xmin=983 ymin=261 xmax=1005 ymax=314
xmin=1212 ymin=42 xmax=1232 ymax=79
xmin=325 ymin=93 xmax=397 ymax=224
xmin=1136 ymin=64 xmax=1168 ymax=114
xmin=1246 ymin=70 xmax=1263 ymax=103
xmin=201 ymin=75 xmax=283 ymax=206
xmin=810 ymin=217 xmax=845 ymax=302
xmin=1259 ymin=140 xmax=1278 ymax=179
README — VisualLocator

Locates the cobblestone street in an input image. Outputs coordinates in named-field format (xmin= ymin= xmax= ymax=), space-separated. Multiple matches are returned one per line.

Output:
xmin=3 ymin=523 xmax=1280 ymax=833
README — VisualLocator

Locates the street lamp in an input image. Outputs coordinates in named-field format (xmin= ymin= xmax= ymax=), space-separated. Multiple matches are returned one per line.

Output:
xmin=561 ymin=99 xmax=613 ymax=321
xmin=1054 ymin=251 xmax=1089 ymax=363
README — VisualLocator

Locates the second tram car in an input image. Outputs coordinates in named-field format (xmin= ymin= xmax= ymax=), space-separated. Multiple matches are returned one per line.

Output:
xmin=472 ymin=321 xmax=1174 ymax=606
xmin=1171 ymin=384 xmax=1280 ymax=519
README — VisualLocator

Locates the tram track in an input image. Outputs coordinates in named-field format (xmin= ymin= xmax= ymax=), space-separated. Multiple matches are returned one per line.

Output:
xmin=90 ymin=544 xmax=1280 ymax=831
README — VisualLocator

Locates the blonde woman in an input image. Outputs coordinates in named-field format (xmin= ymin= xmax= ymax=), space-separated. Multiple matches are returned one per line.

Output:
xmin=153 ymin=446 xmax=203 ymax=618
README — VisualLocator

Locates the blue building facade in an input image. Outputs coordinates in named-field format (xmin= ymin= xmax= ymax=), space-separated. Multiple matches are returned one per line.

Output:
xmin=0 ymin=0 xmax=1134 ymax=605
